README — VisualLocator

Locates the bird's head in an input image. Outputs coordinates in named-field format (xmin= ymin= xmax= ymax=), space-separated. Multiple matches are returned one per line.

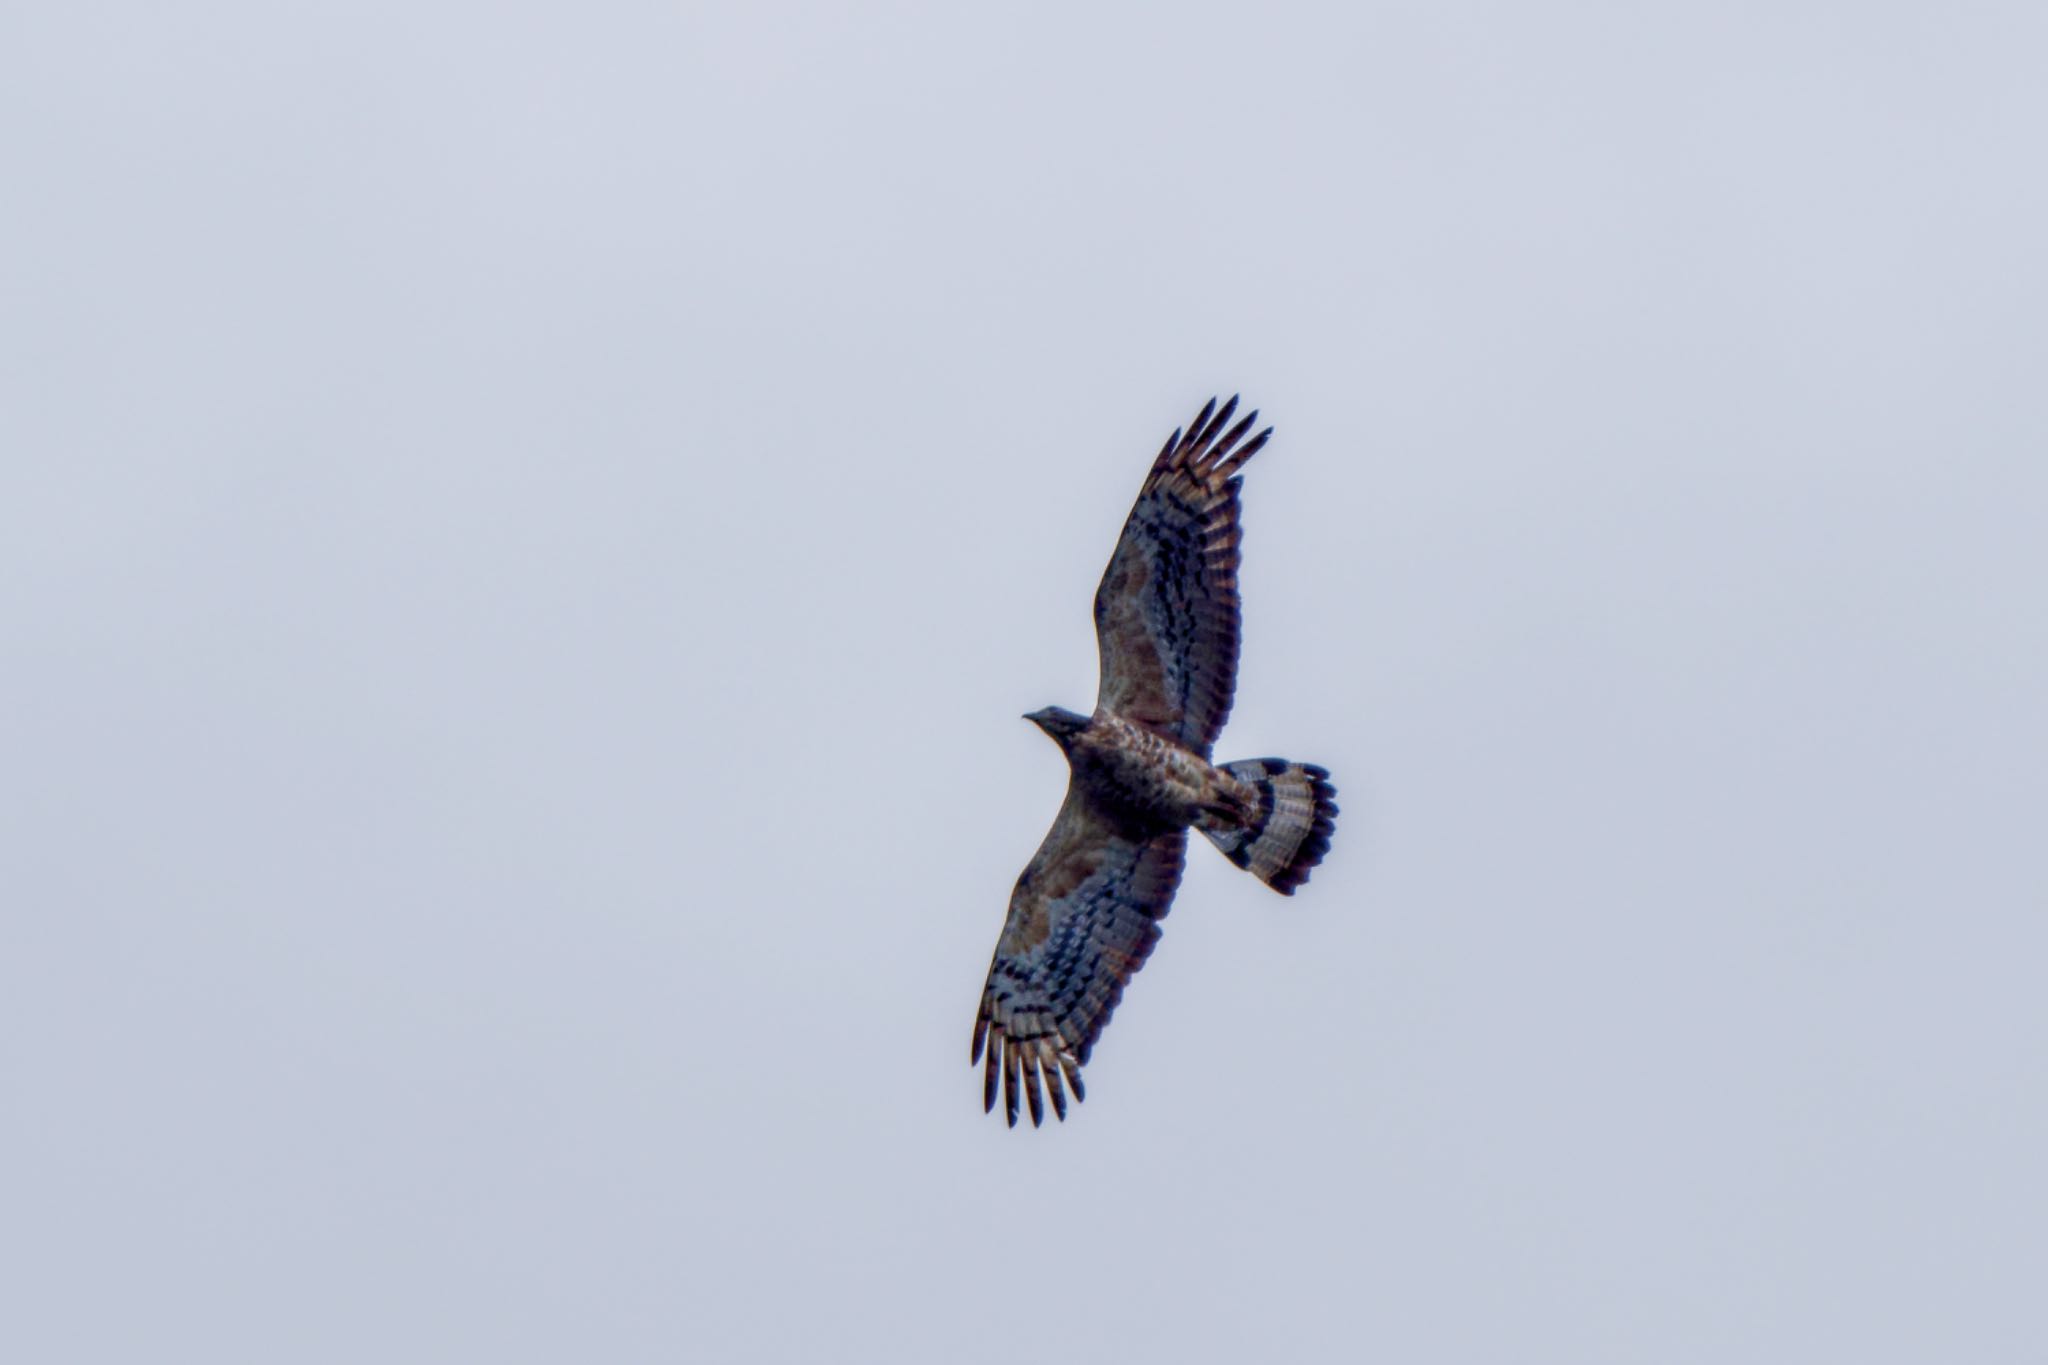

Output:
xmin=1024 ymin=705 xmax=1090 ymax=747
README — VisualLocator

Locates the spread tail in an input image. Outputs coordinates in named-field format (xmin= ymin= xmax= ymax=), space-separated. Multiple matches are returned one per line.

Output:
xmin=1200 ymin=759 xmax=1338 ymax=895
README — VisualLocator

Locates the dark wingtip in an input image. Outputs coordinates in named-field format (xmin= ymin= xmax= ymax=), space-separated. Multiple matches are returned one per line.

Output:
xmin=1024 ymin=1057 xmax=1045 ymax=1127
xmin=1058 ymin=1053 xmax=1085 ymax=1109
xmin=1215 ymin=409 xmax=1257 ymax=458
xmin=1209 ymin=393 xmax=1240 ymax=434
xmin=1195 ymin=395 xmax=1236 ymax=454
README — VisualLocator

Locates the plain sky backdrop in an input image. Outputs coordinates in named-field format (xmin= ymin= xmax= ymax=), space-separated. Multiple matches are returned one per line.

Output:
xmin=5 ymin=3 xmax=2045 ymax=1362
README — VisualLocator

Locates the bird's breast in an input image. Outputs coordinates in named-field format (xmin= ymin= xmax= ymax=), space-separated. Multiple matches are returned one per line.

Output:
xmin=1069 ymin=717 xmax=1217 ymax=835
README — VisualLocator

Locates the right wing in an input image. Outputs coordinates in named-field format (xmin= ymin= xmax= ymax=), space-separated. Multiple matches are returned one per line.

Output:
xmin=971 ymin=785 xmax=1189 ymax=1127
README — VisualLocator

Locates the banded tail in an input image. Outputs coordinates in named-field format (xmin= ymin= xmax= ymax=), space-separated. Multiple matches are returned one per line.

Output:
xmin=1201 ymin=759 xmax=1339 ymax=895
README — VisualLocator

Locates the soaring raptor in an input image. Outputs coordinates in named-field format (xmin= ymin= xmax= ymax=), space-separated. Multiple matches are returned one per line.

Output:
xmin=972 ymin=396 xmax=1338 ymax=1126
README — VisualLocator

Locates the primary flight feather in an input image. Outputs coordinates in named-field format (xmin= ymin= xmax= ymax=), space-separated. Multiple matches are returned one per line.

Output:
xmin=972 ymin=396 xmax=1339 ymax=1127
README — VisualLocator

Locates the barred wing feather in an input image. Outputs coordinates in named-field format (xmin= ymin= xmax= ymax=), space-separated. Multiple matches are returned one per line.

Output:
xmin=971 ymin=785 xmax=1188 ymax=1127
xmin=1092 ymin=395 xmax=1272 ymax=757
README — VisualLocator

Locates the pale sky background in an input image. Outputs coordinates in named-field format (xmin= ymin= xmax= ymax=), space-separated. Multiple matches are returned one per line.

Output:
xmin=4 ymin=3 xmax=2045 ymax=1362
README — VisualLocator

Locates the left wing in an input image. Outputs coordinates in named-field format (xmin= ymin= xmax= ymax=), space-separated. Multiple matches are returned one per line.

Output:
xmin=1093 ymin=396 xmax=1272 ymax=756
xmin=972 ymin=785 xmax=1189 ymax=1127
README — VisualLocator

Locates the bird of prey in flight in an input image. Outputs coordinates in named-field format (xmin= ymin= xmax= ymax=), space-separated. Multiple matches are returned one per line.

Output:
xmin=972 ymin=396 xmax=1339 ymax=1126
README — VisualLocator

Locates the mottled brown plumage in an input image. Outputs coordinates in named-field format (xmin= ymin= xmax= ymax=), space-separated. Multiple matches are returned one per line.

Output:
xmin=972 ymin=396 xmax=1340 ymax=1127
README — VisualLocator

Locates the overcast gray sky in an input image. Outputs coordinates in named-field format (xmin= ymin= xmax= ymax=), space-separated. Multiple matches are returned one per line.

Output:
xmin=5 ymin=3 xmax=2045 ymax=1361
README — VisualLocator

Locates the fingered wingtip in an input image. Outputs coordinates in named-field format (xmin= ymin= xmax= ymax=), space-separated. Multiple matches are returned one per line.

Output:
xmin=976 ymin=1022 xmax=1087 ymax=1128
xmin=1160 ymin=393 xmax=1273 ymax=476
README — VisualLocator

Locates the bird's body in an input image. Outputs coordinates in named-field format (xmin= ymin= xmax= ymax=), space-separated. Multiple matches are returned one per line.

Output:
xmin=973 ymin=397 xmax=1340 ymax=1126
xmin=1045 ymin=708 xmax=1255 ymax=839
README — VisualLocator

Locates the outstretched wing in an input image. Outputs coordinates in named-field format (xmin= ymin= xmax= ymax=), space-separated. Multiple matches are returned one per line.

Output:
xmin=972 ymin=786 xmax=1188 ymax=1127
xmin=1093 ymin=396 xmax=1272 ymax=756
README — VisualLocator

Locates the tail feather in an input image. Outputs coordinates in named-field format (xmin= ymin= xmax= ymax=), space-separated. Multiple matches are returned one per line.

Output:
xmin=1201 ymin=759 xmax=1338 ymax=895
